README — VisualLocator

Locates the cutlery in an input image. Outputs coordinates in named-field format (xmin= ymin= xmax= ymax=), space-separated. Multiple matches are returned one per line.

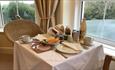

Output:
xmin=55 ymin=50 xmax=67 ymax=58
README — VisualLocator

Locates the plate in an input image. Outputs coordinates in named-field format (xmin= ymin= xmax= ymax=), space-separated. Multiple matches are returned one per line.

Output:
xmin=55 ymin=44 xmax=81 ymax=54
xmin=31 ymin=43 xmax=52 ymax=52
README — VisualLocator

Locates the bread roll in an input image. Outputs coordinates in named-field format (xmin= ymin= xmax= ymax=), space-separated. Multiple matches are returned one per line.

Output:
xmin=65 ymin=26 xmax=71 ymax=35
xmin=55 ymin=24 xmax=64 ymax=34
xmin=47 ymin=27 xmax=56 ymax=36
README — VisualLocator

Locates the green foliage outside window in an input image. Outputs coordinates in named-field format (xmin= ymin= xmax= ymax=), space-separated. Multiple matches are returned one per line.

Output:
xmin=2 ymin=2 xmax=35 ymax=24
xmin=84 ymin=1 xmax=115 ymax=20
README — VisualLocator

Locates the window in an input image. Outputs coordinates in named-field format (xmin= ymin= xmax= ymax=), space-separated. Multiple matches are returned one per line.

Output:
xmin=81 ymin=0 xmax=115 ymax=46
xmin=0 ymin=0 xmax=35 ymax=28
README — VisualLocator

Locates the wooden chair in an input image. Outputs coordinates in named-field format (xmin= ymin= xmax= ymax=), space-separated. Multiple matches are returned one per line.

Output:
xmin=103 ymin=55 xmax=112 ymax=70
xmin=4 ymin=19 xmax=43 ymax=42
xmin=103 ymin=55 xmax=115 ymax=70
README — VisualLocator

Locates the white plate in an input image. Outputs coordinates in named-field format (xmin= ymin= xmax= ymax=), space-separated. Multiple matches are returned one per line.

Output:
xmin=56 ymin=44 xmax=81 ymax=54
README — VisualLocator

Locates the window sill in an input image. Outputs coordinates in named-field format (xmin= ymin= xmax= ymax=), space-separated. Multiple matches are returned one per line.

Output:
xmin=87 ymin=35 xmax=115 ymax=57
xmin=94 ymin=41 xmax=115 ymax=57
xmin=0 ymin=28 xmax=4 ymax=32
xmin=87 ymin=35 xmax=115 ymax=47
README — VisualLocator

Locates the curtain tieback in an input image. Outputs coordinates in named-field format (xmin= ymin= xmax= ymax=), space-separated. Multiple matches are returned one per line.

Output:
xmin=40 ymin=16 xmax=55 ymax=19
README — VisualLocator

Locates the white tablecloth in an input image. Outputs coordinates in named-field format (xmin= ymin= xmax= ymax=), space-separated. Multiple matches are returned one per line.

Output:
xmin=14 ymin=42 xmax=105 ymax=70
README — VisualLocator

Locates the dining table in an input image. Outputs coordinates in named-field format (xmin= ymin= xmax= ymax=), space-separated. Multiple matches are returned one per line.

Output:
xmin=13 ymin=34 xmax=105 ymax=70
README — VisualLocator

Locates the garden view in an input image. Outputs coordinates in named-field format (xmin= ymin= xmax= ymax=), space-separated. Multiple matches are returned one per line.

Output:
xmin=1 ymin=1 xmax=35 ymax=25
xmin=84 ymin=1 xmax=115 ymax=42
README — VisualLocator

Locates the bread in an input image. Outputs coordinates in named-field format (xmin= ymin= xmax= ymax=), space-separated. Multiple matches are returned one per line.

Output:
xmin=65 ymin=26 xmax=71 ymax=35
xmin=54 ymin=24 xmax=64 ymax=34
xmin=59 ymin=25 xmax=64 ymax=33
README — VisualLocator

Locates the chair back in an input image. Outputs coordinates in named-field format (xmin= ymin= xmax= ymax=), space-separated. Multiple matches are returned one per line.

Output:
xmin=103 ymin=55 xmax=112 ymax=70
xmin=4 ymin=19 xmax=43 ymax=42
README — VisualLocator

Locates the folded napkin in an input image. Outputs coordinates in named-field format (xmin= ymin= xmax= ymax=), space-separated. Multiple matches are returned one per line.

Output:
xmin=62 ymin=41 xmax=83 ymax=51
xmin=34 ymin=34 xmax=47 ymax=41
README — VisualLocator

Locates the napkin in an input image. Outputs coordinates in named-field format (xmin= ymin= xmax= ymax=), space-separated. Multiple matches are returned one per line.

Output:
xmin=62 ymin=41 xmax=83 ymax=51
xmin=34 ymin=34 xmax=47 ymax=41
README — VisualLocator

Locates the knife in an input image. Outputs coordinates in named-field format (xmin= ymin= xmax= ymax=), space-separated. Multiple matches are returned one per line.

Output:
xmin=55 ymin=50 xmax=67 ymax=58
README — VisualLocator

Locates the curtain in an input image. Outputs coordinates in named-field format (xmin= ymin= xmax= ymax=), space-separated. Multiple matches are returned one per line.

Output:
xmin=35 ymin=0 xmax=59 ymax=33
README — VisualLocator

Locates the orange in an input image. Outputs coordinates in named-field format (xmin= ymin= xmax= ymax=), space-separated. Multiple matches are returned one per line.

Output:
xmin=47 ymin=37 xmax=59 ymax=44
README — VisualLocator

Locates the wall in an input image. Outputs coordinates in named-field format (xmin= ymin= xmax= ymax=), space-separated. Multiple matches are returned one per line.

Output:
xmin=63 ymin=0 xmax=75 ymax=30
xmin=0 ymin=32 xmax=13 ymax=54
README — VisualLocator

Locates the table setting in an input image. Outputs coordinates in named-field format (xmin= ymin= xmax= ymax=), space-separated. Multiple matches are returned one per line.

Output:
xmin=18 ymin=24 xmax=86 ymax=58
xmin=14 ymin=24 xmax=105 ymax=70
xmin=17 ymin=24 xmax=97 ymax=58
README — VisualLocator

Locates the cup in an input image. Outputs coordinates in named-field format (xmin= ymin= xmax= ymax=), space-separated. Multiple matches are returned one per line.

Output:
xmin=20 ymin=35 xmax=31 ymax=43
xmin=84 ymin=37 xmax=93 ymax=46
xmin=72 ymin=30 xmax=79 ymax=42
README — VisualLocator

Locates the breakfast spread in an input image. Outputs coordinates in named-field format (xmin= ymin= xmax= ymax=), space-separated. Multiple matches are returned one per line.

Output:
xmin=31 ymin=36 xmax=60 ymax=52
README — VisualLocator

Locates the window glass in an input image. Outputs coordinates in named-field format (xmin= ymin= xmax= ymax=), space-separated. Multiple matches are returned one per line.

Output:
xmin=0 ymin=0 xmax=35 ymax=28
xmin=18 ymin=1 xmax=35 ymax=21
xmin=83 ymin=1 xmax=115 ymax=42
